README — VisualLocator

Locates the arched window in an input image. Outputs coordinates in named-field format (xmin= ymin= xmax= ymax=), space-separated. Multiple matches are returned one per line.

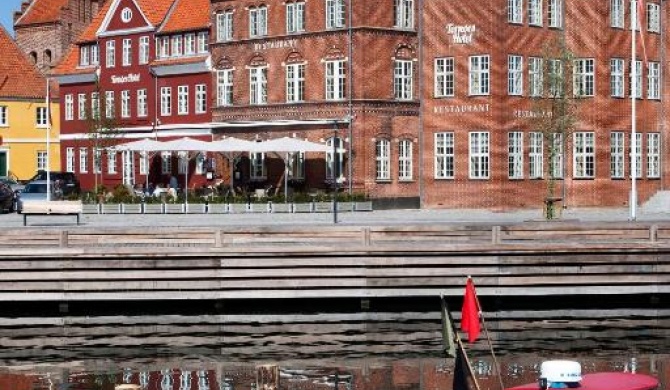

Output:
xmin=398 ymin=139 xmax=413 ymax=181
xmin=29 ymin=52 xmax=37 ymax=65
xmin=376 ymin=139 xmax=391 ymax=180
xmin=43 ymin=50 xmax=52 ymax=65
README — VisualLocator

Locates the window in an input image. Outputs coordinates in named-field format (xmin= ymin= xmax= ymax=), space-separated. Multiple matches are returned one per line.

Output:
xmin=631 ymin=60 xmax=642 ymax=98
xmin=66 ymin=147 xmax=74 ymax=173
xmin=632 ymin=132 xmax=642 ymax=178
xmin=399 ymin=140 xmax=413 ymax=181
xmin=610 ymin=58 xmax=625 ymax=97
xmin=631 ymin=0 xmax=641 ymax=30
xmin=574 ymin=58 xmax=595 ymax=97
xmin=573 ymin=132 xmax=595 ymax=178
xmin=469 ymin=55 xmax=490 ymax=95
xmin=36 ymin=151 xmax=47 ymax=171
xmin=286 ymin=63 xmax=305 ymax=103
xmin=326 ymin=0 xmax=345 ymax=29
xmin=508 ymin=0 xmax=522 ymax=23
xmin=551 ymin=133 xmax=563 ymax=178
xmin=122 ymin=39 xmax=131 ymax=66
xmin=137 ymin=89 xmax=148 ymax=117
xmin=79 ymin=147 xmax=88 ymax=173
xmin=197 ymin=32 xmax=208 ymax=53
xmin=161 ymin=152 xmax=172 ymax=174
xmin=91 ymin=92 xmax=100 ymax=119
xmin=0 ymin=106 xmax=6 ymax=126
xmin=286 ymin=1 xmax=305 ymax=33
xmin=178 ymin=153 xmax=188 ymax=174
xmin=250 ymin=67 xmax=268 ymax=105
xmin=93 ymin=148 xmax=102 ymax=174
xmin=139 ymin=151 xmax=149 ymax=175
xmin=529 ymin=0 xmax=542 ymax=25
xmin=529 ymin=132 xmax=543 ymax=179
xmin=105 ymin=91 xmax=114 ymax=119
xmin=65 ymin=94 xmax=74 ymax=121
xmin=158 ymin=36 xmax=169 ymax=58
xmin=161 ymin=87 xmax=172 ymax=116
xmin=196 ymin=84 xmax=207 ymax=114
xmin=289 ymin=152 xmax=305 ymax=180
xmin=469 ymin=132 xmax=490 ymax=179
xmin=217 ymin=69 xmax=233 ymax=106
xmin=647 ymin=3 xmax=660 ymax=32
xmin=529 ymin=57 xmax=543 ymax=97
xmin=435 ymin=57 xmax=455 ymax=97
xmin=249 ymin=6 xmax=268 ymax=37
xmin=548 ymin=59 xmax=563 ymax=97
xmin=91 ymin=44 xmax=99 ymax=65
xmin=508 ymin=132 xmax=523 ymax=179
xmin=611 ymin=0 xmax=624 ymax=28
xmin=139 ymin=36 xmax=149 ymax=64
xmin=508 ymin=55 xmax=523 ymax=95
xmin=217 ymin=11 xmax=234 ymax=41
xmin=394 ymin=60 xmax=413 ymax=100
xmin=178 ymin=85 xmax=189 ymax=115
xmin=610 ymin=131 xmax=625 ymax=178
xmin=325 ymin=60 xmax=346 ymax=100
xmin=548 ymin=0 xmax=563 ymax=28
xmin=172 ymin=35 xmax=182 ymax=57
xmin=80 ymin=46 xmax=89 ymax=66
xmin=106 ymin=40 xmax=115 ymax=68
xmin=647 ymin=133 xmax=660 ymax=178
xmin=435 ymin=132 xmax=454 ymax=179
xmin=121 ymin=7 xmax=132 ymax=22
xmin=184 ymin=33 xmax=196 ymax=55
xmin=78 ymin=93 xmax=87 ymax=120
xmin=121 ymin=90 xmax=130 ymax=118
xmin=326 ymin=136 xmax=345 ymax=180
xmin=36 ymin=107 xmax=48 ymax=127
xmin=647 ymin=61 xmax=660 ymax=99
xmin=250 ymin=152 xmax=266 ymax=179
xmin=376 ymin=139 xmax=391 ymax=180
xmin=394 ymin=0 xmax=414 ymax=29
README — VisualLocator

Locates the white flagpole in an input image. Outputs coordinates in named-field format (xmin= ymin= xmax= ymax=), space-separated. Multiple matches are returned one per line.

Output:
xmin=46 ymin=78 xmax=51 ymax=202
xmin=630 ymin=0 xmax=637 ymax=221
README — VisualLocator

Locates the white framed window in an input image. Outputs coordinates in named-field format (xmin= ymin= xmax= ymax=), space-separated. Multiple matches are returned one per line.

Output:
xmin=105 ymin=91 xmax=115 ymax=119
xmin=65 ymin=94 xmax=74 ymax=121
xmin=610 ymin=58 xmax=625 ymax=97
xmin=529 ymin=57 xmax=543 ymax=97
xmin=574 ymin=58 xmax=595 ymax=97
xmin=93 ymin=148 xmax=102 ymax=174
xmin=551 ymin=133 xmax=564 ymax=178
xmin=66 ymin=147 xmax=75 ymax=173
xmin=376 ymin=139 xmax=391 ymax=181
xmin=647 ymin=133 xmax=660 ymax=178
xmin=178 ymin=85 xmax=189 ymax=115
xmin=217 ymin=69 xmax=233 ymax=106
xmin=529 ymin=132 xmax=543 ymax=179
xmin=0 ymin=106 xmax=6 ymax=126
xmin=508 ymin=0 xmax=522 ymax=23
xmin=611 ymin=0 xmax=625 ymax=28
xmin=184 ymin=33 xmax=196 ymax=55
xmin=79 ymin=147 xmax=88 ymax=173
xmin=196 ymin=84 xmax=207 ymax=114
xmin=286 ymin=63 xmax=305 ymax=103
xmin=286 ymin=1 xmax=305 ymax=33
xmin=197 ymin=32 xmax=208 ymax=53
xmin=529 ymin=0 xmax=542 ymax=26
xmin=289 ymin=152 xmax=305 ymax=180
xmin=469 ymin=132 xmax=490 ymax=179
xmin=573 ymin=132 xmax=595 ymax=178
xmin=399 ymin=139 xmax=413 ymax=181
xmin=548 ymin=59 xmax=564 ymax=97
xmin=435 ymin=57 xmax=455 ymax=97
xmin=178 ymin=152 xmax=188 ymax=175
xmin=631 ymin=0 xmax=641 ymax=30
xmin=508 ymin=55 xmax=523 ymax=95
xmin=36 ymin=107 xmax=48 ymax=128
xmin=548 ymin=0 xmax=563 ymax=27
xmin=106 ymin=40 xmax=115 ymax=68
xmin=469 ymin=55 xmax=490 ymax=95
xmin=647 ymin=61 xmax=660 ymax=100
xmin=611 ymin=131 xmax=625 ymax=178
xmin=91 ymin=92 xmax=99 ymax=119
xmin=250 ymin=152 xmax=267 ymax=179
xmin=325 ymin=60 xmax=346 ymax=100
xmin=121 ymin=90 xmax=130 ymax=118
xmin=632 ymin=132 xmax=642 ymax=178
xmin=326 ymin=137 xmax=345 ymax=180
xmin=647 ymin=3 xmax=660 ymax=32
xmin=508 ymin=131 xmax=524 ymax=179
xmin=158 ymin=36 xmax=170 ymax=58
xmin=161 ymin=87 xmax=172 ymax=116
xmin=107 ymin=151 xmax=117 ymax=174
xmin=78 ymin=93 xmax=87 ymax=120
xmin=195 ymin=154 xmax=206 ymax=175
xmin=435 ymin=132 xmax=454 ymax=179
xmin=631 ymin=60 xmax=642 ymax=98
xmin=326 ymin=0 xmax=345 ymax=29
xmin=249 ymin=67 xmax=268 ymax=105
xmin=394 ymin=60 xmax=413 ymax=100
xmin=121 ymin=7 xmax=132 ymax=22
xmin=249 ymin=6 xmax=268 ymax=37
xmin=80 ymin=45 xmax=89 ymax=66
xmin=394 ymin=0 xmax=414 ymax=29
xmin=217 ymin=12 xmax=234 ymax=42
xmin=122 ymin=38 xmax=132 ymax=66
xmin=139 ymin=151 xmax=149 ymax=175
xmin=90 ymin=44 xmax=99 ymax=65
xmin=161 ymin=152 xmax=172 ymax=174
xmin=139 ymin=36 xmax=149 ymax=64
xmin=36 ymin=151 xmax=47 ymax=171
xmin=172 ymin=35 xmax=182 ymax=57
xmin=137 ymin=89 xmax=148 ymax=117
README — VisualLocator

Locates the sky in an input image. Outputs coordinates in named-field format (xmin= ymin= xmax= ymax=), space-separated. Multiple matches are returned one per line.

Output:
xmin=0 ymin=0 xmax=24 ymax=35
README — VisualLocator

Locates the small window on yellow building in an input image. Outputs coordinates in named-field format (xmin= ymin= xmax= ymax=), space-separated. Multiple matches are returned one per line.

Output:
xmin=0 ymin=106 xmax=7 ymax=126
xmin=36 ymin=107 xmax=48 ymax=128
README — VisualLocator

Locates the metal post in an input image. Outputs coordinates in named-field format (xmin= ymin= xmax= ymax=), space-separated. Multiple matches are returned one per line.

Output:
xmin=333 ymin=121 xmax=339 ymax=224
xmin=631 ymin=0 xmax=638 ymax=221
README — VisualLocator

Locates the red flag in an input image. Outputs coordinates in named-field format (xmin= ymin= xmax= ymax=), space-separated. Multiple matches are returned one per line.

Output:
xmin=461 ymin=278 xmax=481 ymax=343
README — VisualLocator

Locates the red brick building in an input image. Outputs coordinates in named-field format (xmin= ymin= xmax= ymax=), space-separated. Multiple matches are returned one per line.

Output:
xmin=53 ymin=0 xmax=212 ymax=191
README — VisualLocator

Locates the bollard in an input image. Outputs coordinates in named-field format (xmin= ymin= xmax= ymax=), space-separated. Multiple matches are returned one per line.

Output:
xmin=59 ymin=230 xmax=69 ymax=248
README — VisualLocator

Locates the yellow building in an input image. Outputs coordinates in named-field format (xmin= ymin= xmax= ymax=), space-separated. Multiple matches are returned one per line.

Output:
xmin=0 ymin=26 xmax=60 ymax=181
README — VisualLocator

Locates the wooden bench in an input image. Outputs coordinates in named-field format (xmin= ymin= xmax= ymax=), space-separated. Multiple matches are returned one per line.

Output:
xmin=21 ymin=201 xmax=83 ymax=226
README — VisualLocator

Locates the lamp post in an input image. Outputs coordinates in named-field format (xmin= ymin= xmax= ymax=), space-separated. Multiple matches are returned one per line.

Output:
xmin=630 ymin=0 xmax=638 ymax=221
xmin=46 ymin=77 xmax=51 ymax=202
xmin=332 ymin=121 xmax=339 ymax=224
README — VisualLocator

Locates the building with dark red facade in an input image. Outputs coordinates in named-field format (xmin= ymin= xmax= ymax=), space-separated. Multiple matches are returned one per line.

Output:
xmin=53 ymin=0 xmax=212 ymax=190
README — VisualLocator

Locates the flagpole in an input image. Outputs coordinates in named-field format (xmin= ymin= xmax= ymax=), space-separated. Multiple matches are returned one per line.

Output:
xmin=630 ymin=0 xmax=637 ymax=221
xmin=455 ymin=329 xmax=482 ymax=390
xmin=46 ymin=78 xmax=51 ymax=202
xmin=441 ymin=294 xmax=482 ymax=390
xmin=470 ymin=278 xmax=505 ymax=390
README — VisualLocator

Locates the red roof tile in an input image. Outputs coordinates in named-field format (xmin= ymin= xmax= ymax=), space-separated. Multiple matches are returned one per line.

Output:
xmin=159 ymin=0 xmax=210 ymax=34
xmin=0 ymin=26 xmax=48 ymax=99
xmin=77 ymin=0 xmax=113 ymax=43
xmin=15 ymin=0 xmax=69 ymax=27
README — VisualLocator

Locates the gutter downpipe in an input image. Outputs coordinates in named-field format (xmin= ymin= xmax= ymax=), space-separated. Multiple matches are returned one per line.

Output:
xmin=417 ymin=0 xmax=424 ymax=208
xmin=347 ymin=0 xmax=353 ymax=195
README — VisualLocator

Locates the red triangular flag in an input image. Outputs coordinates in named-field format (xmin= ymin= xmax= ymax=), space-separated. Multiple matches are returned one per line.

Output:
xmin=461 ymin=278 xmax=481 ymax=343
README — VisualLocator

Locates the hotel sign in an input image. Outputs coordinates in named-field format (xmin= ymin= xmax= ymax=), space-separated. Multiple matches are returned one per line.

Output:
xmin=446 ymin=24 xmax=476 ymax=44
xmin=111 ymin=73 xmax=140 ymax=84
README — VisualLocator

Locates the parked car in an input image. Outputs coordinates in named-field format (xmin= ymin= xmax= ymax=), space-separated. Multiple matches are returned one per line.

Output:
xmin=16 ymin=180 xmax=61 ymax=214
xmin=28 ymin=171 xmax=80 ymax=196
xmin=0 ymin=182 xmax=15 ymax=213
xmin=0 ymin=177 xmax=25 ymax=193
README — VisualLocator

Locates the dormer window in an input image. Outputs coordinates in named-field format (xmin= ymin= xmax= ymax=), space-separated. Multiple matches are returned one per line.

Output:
xmin=91 ymin=44 xmax=99 ymax=65
xmin=80 ymin=46 xmax=90 ymax=66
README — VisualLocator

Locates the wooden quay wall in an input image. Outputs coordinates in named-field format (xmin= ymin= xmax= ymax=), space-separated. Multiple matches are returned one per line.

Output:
xmin=0 ymin=222 xmax=668 ymax=301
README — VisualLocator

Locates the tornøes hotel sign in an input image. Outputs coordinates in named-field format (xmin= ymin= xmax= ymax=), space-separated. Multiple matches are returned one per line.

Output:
xmin=111 ymin=73 xmax=140 ymax=84
xmin=446 ymin=24 xmax=476 ymax=44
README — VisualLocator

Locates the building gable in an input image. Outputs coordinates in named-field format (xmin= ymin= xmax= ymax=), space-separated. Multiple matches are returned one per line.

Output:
xmin=97 ymin=0 xmax=152 ymax=36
